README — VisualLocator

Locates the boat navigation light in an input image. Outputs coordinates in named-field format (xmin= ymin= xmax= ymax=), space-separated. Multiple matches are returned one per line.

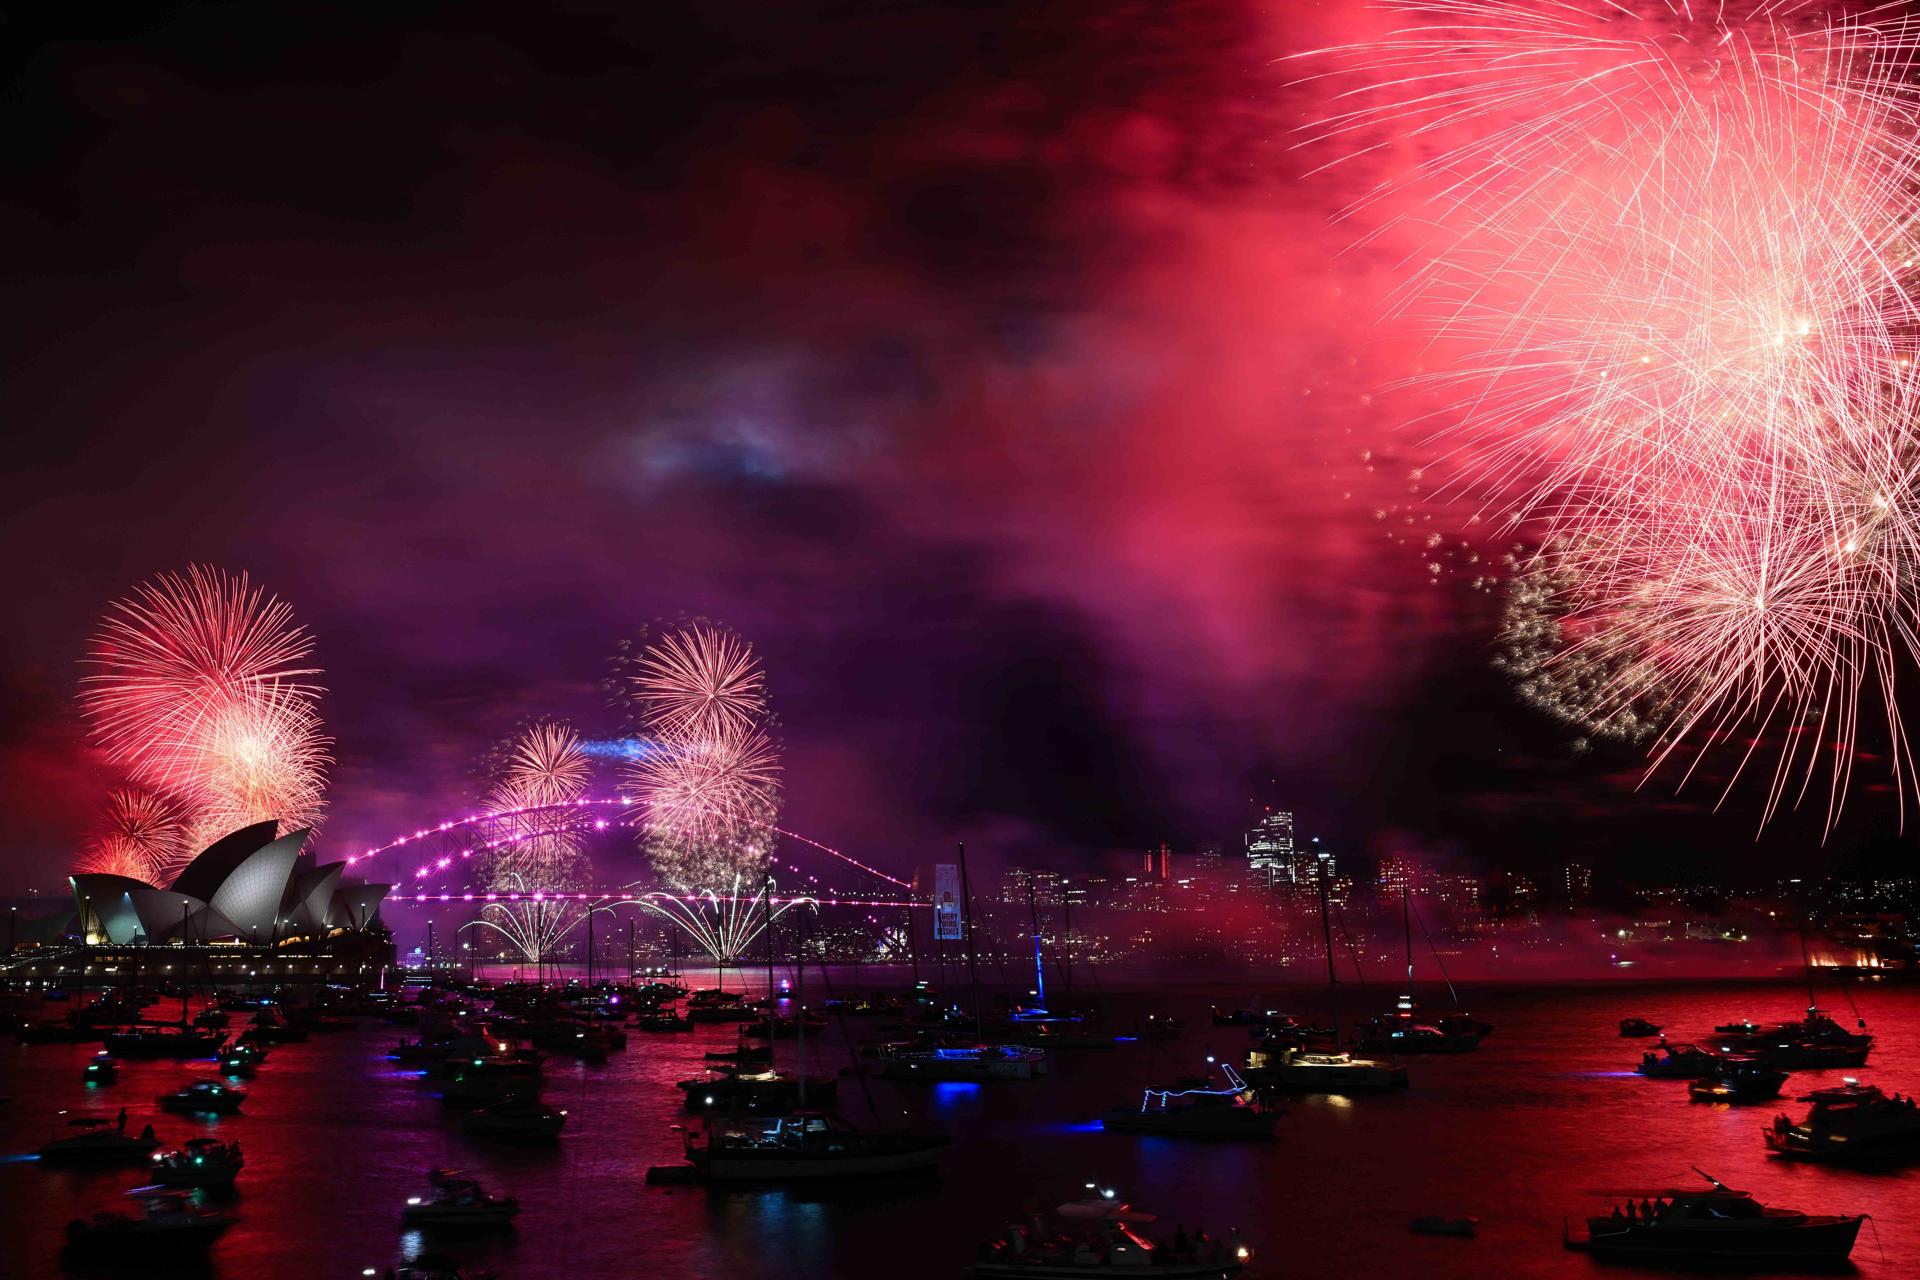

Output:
xmin=1101 ymin=1188 xmax=1116 ymax=1200
xmin=1843 ymin=1076 xmax=1858 ymax=1085
xmin=1085 ymin=1182 xmax=1097 ymax=1190
xmin=1237 ymin=1247 xmax=1251 ymax=1260
xmin=407 ymin=1197 xmax=423 ymax=1205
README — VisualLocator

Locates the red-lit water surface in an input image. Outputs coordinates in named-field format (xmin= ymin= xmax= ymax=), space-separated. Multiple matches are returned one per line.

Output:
xmin=2 ymin=977 xmax=1916 ymax=1278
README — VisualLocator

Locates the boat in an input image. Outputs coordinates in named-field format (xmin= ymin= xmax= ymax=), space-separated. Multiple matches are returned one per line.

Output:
xmin=678 ymin=1068 xmax=839 ymax=1114
xmin=1687 ymin=1058 xmax=1789 ymax=1105
xmin=1101 ymin=1065 xmax=1278 ymax=1139
xmin=1410 ymin=1216 xmax=1477 ymax=1237
xmin=686 ymin=990 xmax=756 ymax=1023
xmin=148 ymin=1137 xmax=244 ymax=1187
xmin=158 ymin=1080 xmax=246 ymax=1114
xmin=65 ymin=1186 xmax=232 ymax=1258
xmin=18 ymin=1018 xmax=99 ymax=1044
xmin=84 ymin=1052 xmax=120 ymax=1084
xmin=219 ymin=1049 xmax=258 ymax=1077
xmin=401 ymin=1169 xmax=520 ymax=1230
xmin=970 ymin=1188 xmax=1249 ymax=1278
xmin=705 ymin=1042 xmax=774 ymax=1065
xmin=1246 ymin=1042 xmax=1408 ymax=1092
xmin=636 ymin=1010 xmax=693 ymax=1032
xmin=1356 ymin=1015 xmax=1483 ymax=1054
xmin=38 ymin=1117 xmax=162 ymax=1164
xmin=655 ymin=1112 xmax=950 ymax=1182
xmin=103 ymin=1025 xmax=226 ymax=1058
xmin=1635 ymin=1043 xmax=1723 ymax=1079
xmin=373 ymin=1253 xmax=500 ymax=1280
xmin=1565 ymin=1169 xmax=1863 ymax=1266
xmin=191 ymin=1009 xmax=229 ymax=1030
xmin=1735 ymin=1039 xmax=1871 ymax=1071
xmin=1209 ymin=1007 xmax=1262 ymax=1027
xmin=1764 ymin=1081 xmax=1920 ymax=1163
xmin=1619 ymin=1017 xmax=1663 ymax=1038
xmin=463 ymin=1098 xmax=568 ymax=1141
xmin=873 ymin=1042 xmax=1048 ymax=1082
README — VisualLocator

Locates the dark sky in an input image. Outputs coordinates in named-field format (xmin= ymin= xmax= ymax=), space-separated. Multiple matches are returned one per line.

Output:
xmin=2 ymin=1 xmax=1909 ymax=894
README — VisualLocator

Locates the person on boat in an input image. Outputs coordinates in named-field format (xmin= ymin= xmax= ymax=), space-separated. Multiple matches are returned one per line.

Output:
xmin=1172 ymin=1225 xmax=1189 ymax=1258
xmin=140 ymin=1123 xmax=155 ymax=1142
xmin=115 ymin=1108 xmax=127 ymax=1135
xmin=1774 ymin=1112 xmax=1792 ymax=1135
xmin=1625 ymin=1200 xmax=1638 ymax=1223
xmin=1640 ymin=1199 xmax=1654 ymax=1220
xmin=1609 ymin=1205 xmax=1625 ymax=1225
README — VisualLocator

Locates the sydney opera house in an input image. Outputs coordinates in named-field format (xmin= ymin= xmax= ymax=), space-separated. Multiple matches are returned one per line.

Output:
xmin=65 ymin=821 xmax=391 ymax=948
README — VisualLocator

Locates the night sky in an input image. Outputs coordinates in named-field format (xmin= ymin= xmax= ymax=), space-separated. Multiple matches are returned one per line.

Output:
xmin=2 ymin=1 xmax=1908 ymax=894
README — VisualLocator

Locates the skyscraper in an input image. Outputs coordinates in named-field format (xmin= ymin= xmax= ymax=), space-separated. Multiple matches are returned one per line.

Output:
xmin=1245 ymin=809 xmax=1294 ymax=887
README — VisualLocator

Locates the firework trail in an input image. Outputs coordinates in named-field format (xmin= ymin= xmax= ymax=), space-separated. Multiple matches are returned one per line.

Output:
xmin=475 ymin=719 xmax=596 ymax=962
xmin=614 ymin=622 xmax=783 ymax=890
xmin=1301 ymin=2 xmax=1920 ymax=823
xmin=77 ymin=788 xmax=187 ymax=883
xmin=79 ymin=566 xmax=330 ymax=862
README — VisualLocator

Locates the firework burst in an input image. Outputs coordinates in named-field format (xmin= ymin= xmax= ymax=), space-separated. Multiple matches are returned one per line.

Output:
xmin=79 ymin=566 xmax=330 ymax=863
xmin=1303 ymin=2 xmax=1920 ymax=824
xmin=476 ymin=719 xmax=595 ymax=962
xmin=77 ymin=788 xmax=188 ymax=883
xmin=615 ymin=623 xmax=783 ymax=890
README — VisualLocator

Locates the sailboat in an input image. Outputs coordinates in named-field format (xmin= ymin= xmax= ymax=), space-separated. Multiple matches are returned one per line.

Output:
xmin=1245 ymin=857 xmax=1407 ymax=1091
xmin=1354 ymin=884 xmax=1486 ymax=1054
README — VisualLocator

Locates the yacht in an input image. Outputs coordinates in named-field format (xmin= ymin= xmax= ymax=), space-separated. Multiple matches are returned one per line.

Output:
xmin=64 ymin=1187 xmax=232 ymax=1259
xmin=635 ymin=1009 xmax=693 ymax=1032
xmin=1720 ymin=1010 xmax=1872 ymax=1069
xmin=679 ymin=1068 xmax=839 ymax=1114
xmin=103 ymin=1025 xmax=226 ymax=1058
xmin=463 ymin=1098 xmax=568 ymax=1141
xmin=1764 ymin=1081 xmax=1920 ymax=1163
xmin=83 ymin=1052 xmax=120 ymax=1084
xmin=660 ymin=1112 xmax=950 ymax=1181
xmin=874 ymin=1042 xmax=1048 ymax=1082
xmin=1687 ymin=1058 xmax=1789 ymax=1104
xmin=157 ymin=1080 xmax=246 ymax=1115
xmin=970 ymin=1188 xmax=1249 ymax=1278
xmin=1245 ymin=1042 xmax=1408 ymax=1092
xmin=401 ymin=1169 xmax=520 ymax=1230
xmin=1635 ymin=1043 xmax=1723 ymax=1079
xmin=1566 ymin=1170 xmax=1863 ymax=1265
xmin=39 ymin=1117 xmax=162 ymax=1164
xmin=686 ymin=990 xmax=756 ymax=1023
xmin=149 ymin=1137 xmax=244 ymax=1187
xmin=1101 ymin=1066 xmax=1277 ymax=1139
xmin=1618 ymin=1017 xmax=1662 ymax=1038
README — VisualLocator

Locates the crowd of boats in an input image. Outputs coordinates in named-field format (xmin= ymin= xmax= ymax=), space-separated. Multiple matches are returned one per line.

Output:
xmin=9 ymin=947 xmax=1916 ymax=1274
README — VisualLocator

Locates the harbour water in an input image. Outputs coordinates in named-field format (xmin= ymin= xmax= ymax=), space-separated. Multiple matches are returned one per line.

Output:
xmin=3 ymin=975 xmax=1916 ymax=1277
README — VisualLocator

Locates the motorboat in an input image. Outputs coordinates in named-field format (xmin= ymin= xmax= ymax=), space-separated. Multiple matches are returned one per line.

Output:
xmin=1102 ymin=1066 xmax=1278 ymax=1139
xmin=219 ymin=1050 xmax=259 ymax=1078
xmin=1687 ymin=1058 xmax=1788 ymax=1105
xmin=463 ymin=1099 xmax=568 ymax=1141
xmin=389 ymin=1037 xmax=458 ymax=1062
xmin=158 ymin=1080 xmax=246 ymax=1114
xmin=441 ymin=1053 xmax=543 ymax=1108
xmin=38 ymin=1117 xmax=162 ymax=1164
xmin=970 ymin=1188 xmax=1249 ymax=1278
xmin=656 ymin=1112 xmax=950 ymax=1182
xmin=1718 ymin=1011 xmax=1872 ymax=1068
xmin=103 ymin=1025 xmax=226 ymax=1058
xmin=191 ymin=1008 xmax=230 ymax=1030
xmin=1356 ymin=1017 xmax=1481 ymax=1054
xmin=1565 ymin=1170 xmax=1863 ymax=1265
xmin=686 ymin=990 xmax=756 ymax=1023
xmin=1619 ymin=1017 xmax=1662 ymax=1038
xmin=402 ymin=1169 xmax=520 ymax=1230
xmin=636 ymin=1010 xmax=693 ymax=1032
xmin=1764 ymin=1080 xmax=1920 ymax=1163
xmin=1245 ymin=1043 xmax=1408 ymax=1092
xmin=1635 ymin=1043 xmax=1723 ymax=1079
xmin=84 ymin=1052 xmax=120 ymax=1084
xmin=874 ymin=1043 xmax=1048 ymax=1082
xmin=678 ymin=1069 xmax=838 ymax=1114
xmin=149 ymin=1137 xmax=244 ymax=1187
xmin=65 ymin=1186 xmax=232 ymax=1258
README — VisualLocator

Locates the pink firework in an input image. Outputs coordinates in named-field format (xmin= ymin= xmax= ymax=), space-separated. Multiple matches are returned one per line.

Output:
xmin=82 ymin=565 xmax=322 ymax=792
xmin=622 ymin=621 xmax=767 ymax=739
xmin=1303 ymin=2 xmax=1920 ymax=823
xmin=81 ymin=565 xmax=329 ymax=844
xmin=76 ymin=788 xmax=187 ymax=883
xmin=487 ymin=719 xmax=593 ymax=813
xmin=619 ymin=625 xmax=782 ymax=888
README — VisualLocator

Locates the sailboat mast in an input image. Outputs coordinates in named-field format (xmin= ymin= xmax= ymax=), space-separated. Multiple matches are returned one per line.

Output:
xmin=1403 ymin=881 xmax=1413 ymax=990
xmin=1027 ymin=874 xmax=1046 ymax=1010
xmin=1318 ymin=853 xmax=1339 ymax=1043
xmin=956 ymin=842 xmax=983 ymax=1039
xmin=796 ymin=909 xmax=807 ymax=1108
